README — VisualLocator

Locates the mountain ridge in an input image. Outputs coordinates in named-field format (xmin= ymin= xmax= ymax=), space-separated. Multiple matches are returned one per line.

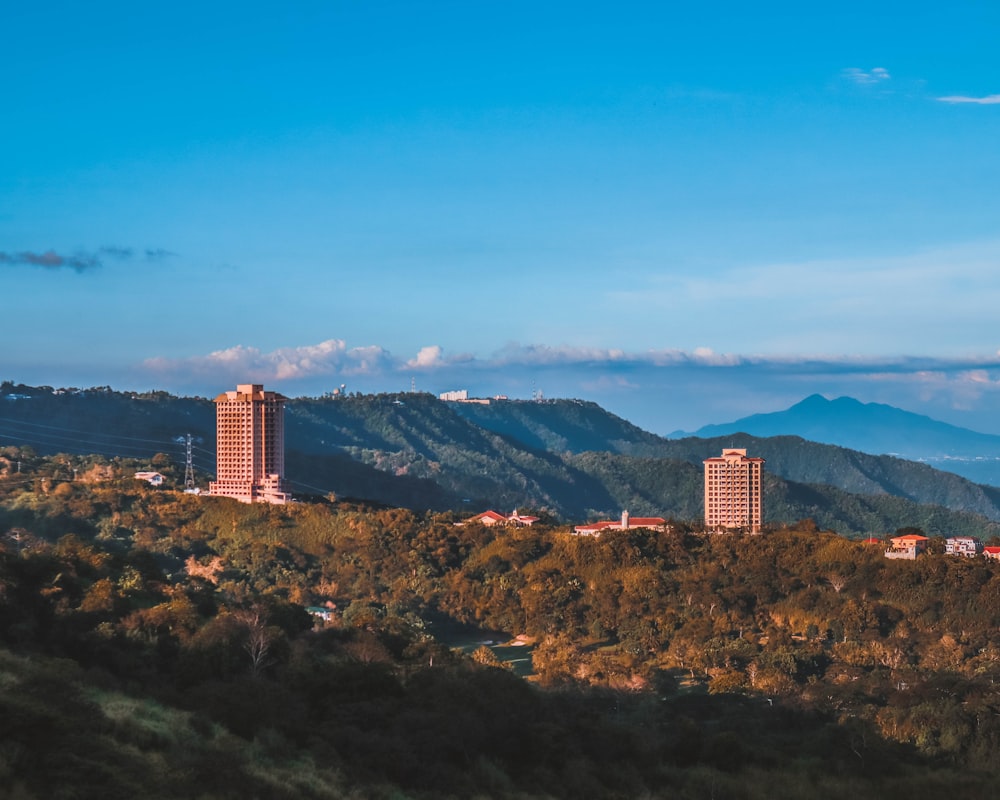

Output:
xmin=683 ymin=393 xmax=1000 ymax=485
xmin=2 ymin=381 xmax=1000 ymax=536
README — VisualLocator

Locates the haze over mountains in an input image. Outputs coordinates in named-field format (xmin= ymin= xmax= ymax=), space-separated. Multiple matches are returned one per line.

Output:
xmin=3 ymin=382 xmax=1000 ymax=537
xmin=681 ymin=394 xmax=1000 ymax=486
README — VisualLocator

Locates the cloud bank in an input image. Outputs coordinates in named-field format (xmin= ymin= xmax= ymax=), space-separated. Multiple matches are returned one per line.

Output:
xmin=144 ymin=339 xmax=394 ymax=382
xmin=144 ymin=339 xmax=1000 ymax=382
xmin=137 ymin=338 xmax=1000 ymax=434
xmin=936 ymin=94 xmax=1000 ymax=105
xmin=142 ymin=339 xmax=1000 ymax=401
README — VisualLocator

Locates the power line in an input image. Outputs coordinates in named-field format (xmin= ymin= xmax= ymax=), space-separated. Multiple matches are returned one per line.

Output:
xmin=0 ymin=429 xmax=181 ymax=460
xmin=0 ymin=416 xmax=347 ymax=496
xmin=0 ymin=415 xmax=197 ymax=447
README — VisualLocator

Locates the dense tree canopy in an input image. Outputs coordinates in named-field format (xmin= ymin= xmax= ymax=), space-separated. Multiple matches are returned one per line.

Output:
xmin=3 ymin=450 xmax=1000 ymax=797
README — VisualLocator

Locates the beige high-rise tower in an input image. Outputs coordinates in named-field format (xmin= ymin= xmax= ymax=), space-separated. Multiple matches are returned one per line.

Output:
xmin=209 ymin=383 xmax=291 ymax=504
xmin=703 ymin=448 xmax=764 ymax=532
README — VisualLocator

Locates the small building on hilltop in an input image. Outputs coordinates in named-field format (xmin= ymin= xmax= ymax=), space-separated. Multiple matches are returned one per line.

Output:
xmin=946 ymin=536 xmax=982 ymax=557
xmin=461 ymin=509 xmax=540 ymax=527
xmin=885 ymin=534 xmax=929 ymax=560
xmin=983 ymin=546 xmax=1000 ymax=562
xmin=133 ymin=471 xmax=164 ymax=486
xmin=573 ymin=510 xmax=667 ymax=537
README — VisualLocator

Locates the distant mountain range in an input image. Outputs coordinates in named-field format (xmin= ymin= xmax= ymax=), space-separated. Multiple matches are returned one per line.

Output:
xmin=2 ymin=381 xmax=1000 ymax=537
xmin=679 ymin=394 xmax=1000 ymax=486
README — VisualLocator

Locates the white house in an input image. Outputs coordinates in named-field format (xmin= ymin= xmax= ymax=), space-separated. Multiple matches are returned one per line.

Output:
xmin=133 ymin=471 xmax=164 ymax=487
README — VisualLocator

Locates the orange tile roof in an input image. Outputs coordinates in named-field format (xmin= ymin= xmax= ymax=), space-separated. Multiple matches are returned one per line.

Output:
xmin=473 ymin=510 xmax=507 ymax=522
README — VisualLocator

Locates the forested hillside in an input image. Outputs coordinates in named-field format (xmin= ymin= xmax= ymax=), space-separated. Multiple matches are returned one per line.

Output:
xmin=4 ymin=382 xmax=1000 ymax=535
xmin=3 ymin=456 xmax=1000 ymax=797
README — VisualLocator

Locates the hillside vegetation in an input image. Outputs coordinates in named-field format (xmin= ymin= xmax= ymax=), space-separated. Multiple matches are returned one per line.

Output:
xmin=3 ymin=457 xmax=1000 ymax=796
xmin=4 ymin=456 xmax=1000 ymax=797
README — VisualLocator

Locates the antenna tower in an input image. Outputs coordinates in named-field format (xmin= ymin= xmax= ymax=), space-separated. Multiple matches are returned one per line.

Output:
xmin=184 ymin=433 xmax=196 ymax=490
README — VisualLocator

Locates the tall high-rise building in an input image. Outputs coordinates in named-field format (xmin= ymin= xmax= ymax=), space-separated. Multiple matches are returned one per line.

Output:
xmin=209 ymin=384 xmax=291 ymax=504
xmin=703 ymin=448 xmax=764 ymax=532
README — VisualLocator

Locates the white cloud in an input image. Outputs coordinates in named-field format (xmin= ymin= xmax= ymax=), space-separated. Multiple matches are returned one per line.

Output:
xmin=406 ymin=345 xmax=447 ymax=369
xmin=936 ymin=94 xmax=1000 ymax=105
xmin=690 ymin=347 xmax=742 ymax=366
xmin=143 ymin=339 xmax=393 ymax=382
xmin=842 ymin=67 xmax=891 ymax=85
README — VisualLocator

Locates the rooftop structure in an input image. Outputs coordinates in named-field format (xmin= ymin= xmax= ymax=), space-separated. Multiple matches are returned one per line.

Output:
xmin=703 ymin=449 xmax=765 ymax=533
xmin=573 ymin=510 xmax=667 ymax=537
xmin=461 ymin=509 xmax=540 ymax=527
xmin=885 ymin=534 xmax=929 ymax=560
xmin=945 ymin=536 xmax=982 ymax=558
xmin=439 ymin=389 xmax=507 ymax=405
xmin=209 ymin=383 xmax=291 ymax=504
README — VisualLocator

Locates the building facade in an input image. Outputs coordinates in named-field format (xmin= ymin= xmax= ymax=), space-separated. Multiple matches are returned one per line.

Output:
xmin=703 ymin=449 xmax=764 ymax=533
xmin=573 ymin=510 xmax=667 ymax=536
xmin=461 ymin=509 xmax=540 ymax=527
xmin=945 ymin=536 xmax=982 ymax=557
xmin=884 ymin=534 xmax=929 ymax=560
xmin=209 ymin=383 xmax=291 ymax=504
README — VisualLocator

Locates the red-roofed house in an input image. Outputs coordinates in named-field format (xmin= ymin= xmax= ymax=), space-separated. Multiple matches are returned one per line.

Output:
xmin=885 ymin=534 xmax=930 ymax=560
xmin=983 ymin=546 xmax=1000 ymax=562
xmin=573 ymin=510 xmax=667 ymax=537
xmin=462 ymin=509 xmax=539 ymax=527
xmin=465 ymin=510 xmax=508 ymax=526
xmin=508 ymin=510 xmax=540 ymax=527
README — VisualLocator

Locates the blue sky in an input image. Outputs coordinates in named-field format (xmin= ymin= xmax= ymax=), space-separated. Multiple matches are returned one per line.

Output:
xmin=4 ymin=1 xmax=1000 ymax=435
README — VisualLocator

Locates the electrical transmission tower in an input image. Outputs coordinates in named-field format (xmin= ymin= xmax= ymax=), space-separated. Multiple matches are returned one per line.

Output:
xmin=184 ymin=433 xmax=196 ymax=490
